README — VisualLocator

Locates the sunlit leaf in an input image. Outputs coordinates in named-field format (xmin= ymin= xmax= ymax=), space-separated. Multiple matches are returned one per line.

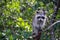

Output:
xmin=9 ymin=35 xmax=13 ymax=40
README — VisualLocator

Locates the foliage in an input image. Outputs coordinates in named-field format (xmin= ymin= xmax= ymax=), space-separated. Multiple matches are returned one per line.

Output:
xmin=0 ymin=0 xmax=60 ymax=40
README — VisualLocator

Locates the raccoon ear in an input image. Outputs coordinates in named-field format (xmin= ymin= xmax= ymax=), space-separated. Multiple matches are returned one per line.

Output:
xmin=43 ymin=10 xmax=47 ymax=15
xmin=45 ymin=11 xmax=47 ymax=13
xmin=37 ymin=11 xmax=39 ymax=14
xmin=36 ymin=10 xmax=40 ymax=14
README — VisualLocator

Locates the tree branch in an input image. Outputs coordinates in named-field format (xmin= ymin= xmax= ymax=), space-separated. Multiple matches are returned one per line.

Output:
xmin=43 ymin=20 xmax=60 ymax=31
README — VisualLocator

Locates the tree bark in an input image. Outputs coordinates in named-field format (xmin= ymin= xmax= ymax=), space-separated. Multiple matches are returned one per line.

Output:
xmin=33 ymin=31 xmax=41 ymax=40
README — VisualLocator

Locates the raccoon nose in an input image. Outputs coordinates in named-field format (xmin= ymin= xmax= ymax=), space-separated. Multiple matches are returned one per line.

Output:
xmin=40 ymin=20 xmax=42 ymax=21
xmin=38 ymin=19 xmax=42 ymax=21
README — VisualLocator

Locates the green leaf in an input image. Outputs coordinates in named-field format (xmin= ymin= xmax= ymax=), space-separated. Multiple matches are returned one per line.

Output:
xmin=9 ymin=35 xmax=13 ymax=40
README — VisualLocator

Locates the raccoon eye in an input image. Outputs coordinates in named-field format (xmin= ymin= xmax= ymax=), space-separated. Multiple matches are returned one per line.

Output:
xmin=37 ymin=16 xmax=40 ymax=19
xmin=42 ymin=17 xmax=45 ymax=19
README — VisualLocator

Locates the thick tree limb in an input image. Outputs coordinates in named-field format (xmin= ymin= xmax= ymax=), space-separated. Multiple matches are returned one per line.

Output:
xmin=32 ymin=31 xmax=41 ymax=40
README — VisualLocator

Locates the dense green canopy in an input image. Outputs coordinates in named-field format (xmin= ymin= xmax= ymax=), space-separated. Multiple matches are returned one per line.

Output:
xmin=0 ymin=0 xmax=60 ymax=40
